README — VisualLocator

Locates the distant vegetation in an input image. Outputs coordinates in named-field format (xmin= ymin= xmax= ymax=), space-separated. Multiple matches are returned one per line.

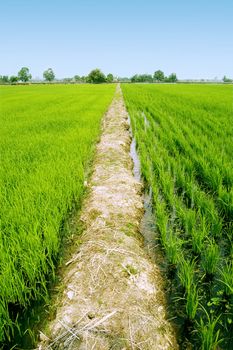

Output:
xmin=18 ymin=67 xmax=32 ymax=82
xmin=223 ymin=75 xmax=233 ymax=83
xmin=86 ymin=68 xmax=108 ymax=83
xmin=43 ymin=68 xmax=55 ymax=81
xmin=1 ymin=67 xmax=232 ymax=84
xmin=0 ymin=67 xmax=115 ymax=84
xmin=131 ymin=71 xmax=178 ymax=83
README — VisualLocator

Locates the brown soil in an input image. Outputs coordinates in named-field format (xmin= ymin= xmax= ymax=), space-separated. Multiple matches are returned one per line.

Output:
xmin=38 ymin=85 xmax=178 ymax=350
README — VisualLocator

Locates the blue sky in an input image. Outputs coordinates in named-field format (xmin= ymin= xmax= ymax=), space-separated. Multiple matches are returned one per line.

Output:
xmin=1 ymin=0 xmax=232 ymax=79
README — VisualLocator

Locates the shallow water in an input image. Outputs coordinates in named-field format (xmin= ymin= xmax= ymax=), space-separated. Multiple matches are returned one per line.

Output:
xmin=130 ymin=137 xmax=141 ymax=182
xmin=128 ymin=115 xmax=163 ymax=264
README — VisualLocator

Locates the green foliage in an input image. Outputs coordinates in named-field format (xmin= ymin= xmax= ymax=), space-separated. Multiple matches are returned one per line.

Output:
xmin=166 ymin=72 xmax=178 ymax=82
xmin=163 ymin=229 xmax=183 ymax=265
xmin=201 ymin=240 xmax=220 ymax=275
xmin=178 ymin=258 xmax=196 ymax=290
xmin=197 ymin=313 xmax=222 ymax=350
xmin=74 ymin=74 xmax=81 ymax=82
xmin=86 ymin=68 xmax=106 ymax=83
xmin=223 ymin=75 xmax=232 ymax=83
xmin=9 ymin=75 xmax=18 ymax=83
xmin=0 ymin=84 xmax=115 ymax=343
xmin=106 ymin=73 xmax=114 ymax=83
xmin=186 ymin=285 xmax=199 ymax=320
xmin=18 ymin=67 xmax=32 ymax=82
xmin=153 ymin=70 xmax=165 ymax=81
xmin=74 ymin=75 xmax=86 ymax=83
xmin=0 ymin=75 xmax=9 ymax=83
xmin=43 ymin=68 xmax=55 ymax=81
xmin=218 ymin=262 xmax=233 ymax=296
xmin=122 ymin=83 xmax=233 ymax=348
xmin=131 ymin=74 xmax=153 ymax=83
xmin=130 ymin=71 xmax=177 ymax=83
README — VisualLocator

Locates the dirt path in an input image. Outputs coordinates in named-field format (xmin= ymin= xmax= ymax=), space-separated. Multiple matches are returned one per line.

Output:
xmin=38 ymin=85 xmax=178 ymax=350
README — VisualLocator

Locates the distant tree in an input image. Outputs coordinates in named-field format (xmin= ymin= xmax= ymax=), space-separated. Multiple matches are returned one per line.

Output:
xmin=223 ymin=75 xmax=232 ymax=83
xmin=9 ymin=75 xmax=18 ymax=83
xmin=81 ymin=76 xmax=87 ymax=83
xmin=87 ymin=69 xmax=106 ymax=83
xmin=0 ymin=75 xmax=9 ymax=83
xmin=141 ymin=74 xmax=153 ymax=82
xmin=167 ymin=73 xmax=178 ymax=82
xmin=106 ymin=73 xmax=114 ymax=83
xmin=118 ymin=77 xmax=130 ymax=82
xmin=43 ymin=68 xmax=55 ymax=81
xmin=18 ymin=67 xmax=32 ymax=82
xmin=74 ymin=75 xmax=81 ymax=82
xmin=131 ymin=74 xmax=153 ymax=83
xmin=153 ymin=70 xmax=165 ymax=82
xmin=131 ymin=74 xmax=139 ymax=83
xmin=63 ymin=77 xmax=73 ymax=83
xmin=73 ymin=75 xmax=87 ymax=83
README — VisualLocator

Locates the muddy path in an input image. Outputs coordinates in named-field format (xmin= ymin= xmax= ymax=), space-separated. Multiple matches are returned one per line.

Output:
xmin=38 ymin=85 xmax=178 ymax=350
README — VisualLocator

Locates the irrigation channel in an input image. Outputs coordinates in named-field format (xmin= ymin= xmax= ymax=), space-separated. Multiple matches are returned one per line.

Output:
xmin=129 ymin=116 xmax=164 ymax=267
xmin=37 ymin=85 xmax=178 ymax=349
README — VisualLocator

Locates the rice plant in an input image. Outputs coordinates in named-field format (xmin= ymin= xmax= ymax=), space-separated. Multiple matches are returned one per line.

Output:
xmin=178 ymin=258 xmax=196 ymax=290
xmin=186 ymin=285 xmax=199 ymax=320
xmin=201 ymin=239 xmax=221 ymax=276
xmin=155 ymin=199 xmax=169 ymax=243
xmin=218 ymin=262 xmax=233 ymax=296
xmin=163 ymin=229 xmax=183 ymax=265
xmin=197 ymin=312 xmax=222 ymax=350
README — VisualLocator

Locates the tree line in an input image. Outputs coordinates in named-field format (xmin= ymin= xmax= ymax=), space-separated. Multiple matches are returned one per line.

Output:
xmin=1 ymin=67 xmax=232 ymax=84
xmin=0 ymin=67 xmax=114 ymax=84
xmin=0 ymin=68 xmax=178 ymax=84
xmin=131 ymin=70 xmax=178 ymax=83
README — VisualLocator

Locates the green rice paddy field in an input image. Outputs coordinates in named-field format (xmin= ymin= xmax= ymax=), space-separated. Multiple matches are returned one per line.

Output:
xmin=0 ymin=84 xmax=115 ymax=343
xmin=0 ymin=83 xmax=232 ymax=349
xmin=122 ymin=84 xmax=233 ymax=349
